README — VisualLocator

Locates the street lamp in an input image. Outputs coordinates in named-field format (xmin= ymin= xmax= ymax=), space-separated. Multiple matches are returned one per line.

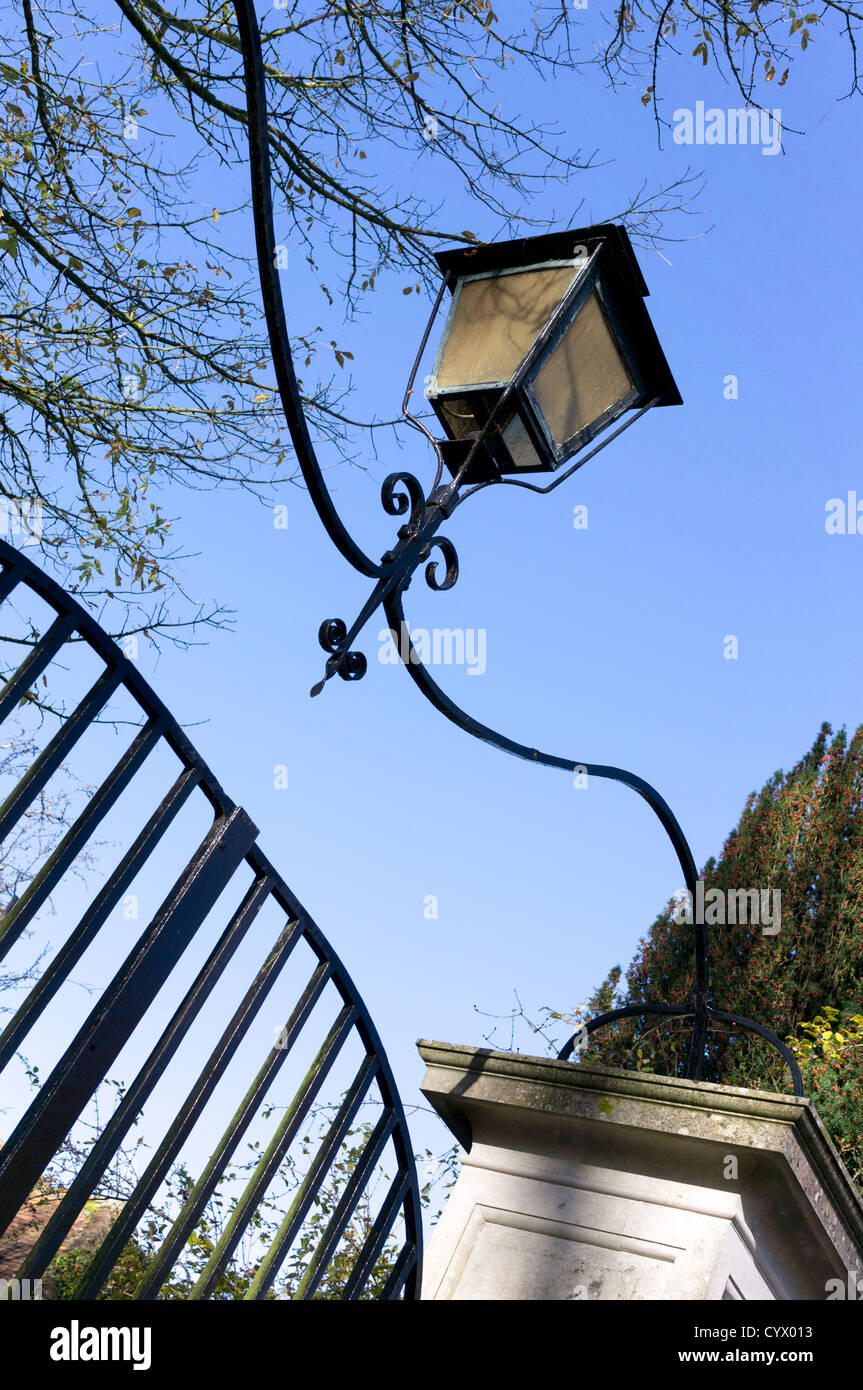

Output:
xmin=296 ymin=221 xmax=682 ymax=695
xmin=426 ymin=228 xmax=681 ymax=484
xmin=233 ymin=0 xmax=802 ymax=1096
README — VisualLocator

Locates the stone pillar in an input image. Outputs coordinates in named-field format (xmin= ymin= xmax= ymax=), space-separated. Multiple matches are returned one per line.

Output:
xmin=418 ymin=1041 xmax=863 ymax=1301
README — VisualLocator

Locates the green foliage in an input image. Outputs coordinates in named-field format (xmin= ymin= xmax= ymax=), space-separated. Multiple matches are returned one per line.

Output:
xmin=37 ymin=1099 xmax=457 ymax=1300
xmin=605 ymin=0 xmax=862 ymax=117
xmin=570 ymin=723 xmax=863 ymax=1190
xmin=787 ymin=1006 xmax=863 ymax=1184
xmin=47 ymin=1241 xmax=148 ymax=1301
xmin=278 ymin=1124 xmax=400 ymax=1301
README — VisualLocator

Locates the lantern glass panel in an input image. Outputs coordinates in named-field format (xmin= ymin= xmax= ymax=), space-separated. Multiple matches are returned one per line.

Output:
xmin=499 ymin=411 xmax=544 ymax=470
xmin=532 ymin=290 xmax=633 ymax=449
xmin=436 ymin=266 xmax=576 ymax=388
xmin=438 ymin=397 xmax=481 ymax=439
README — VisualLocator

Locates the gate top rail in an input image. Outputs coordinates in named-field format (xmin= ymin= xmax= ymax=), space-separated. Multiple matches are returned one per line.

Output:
xmin=0 ymin=536 xmax=422 ymax=1300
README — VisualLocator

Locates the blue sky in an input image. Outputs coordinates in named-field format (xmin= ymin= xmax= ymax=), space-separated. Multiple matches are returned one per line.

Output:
xmin=157 ymin=18 xmax=862 ymax=1107
xmin=4 ymin=3 xmax=863 ymax=1213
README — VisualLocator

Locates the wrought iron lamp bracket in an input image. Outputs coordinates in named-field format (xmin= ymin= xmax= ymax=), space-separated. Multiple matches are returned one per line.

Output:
xmin=232 ymin=0 xmax=805 ymax=1100
xmin=309 ymin=470 xmax=462 ymax=696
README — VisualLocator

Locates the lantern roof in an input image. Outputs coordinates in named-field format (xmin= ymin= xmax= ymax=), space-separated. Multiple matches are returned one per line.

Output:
xmin=433 ymin=223 xmax=682 ymax=409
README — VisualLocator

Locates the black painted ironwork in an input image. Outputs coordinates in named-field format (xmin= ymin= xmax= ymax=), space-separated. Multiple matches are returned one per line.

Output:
xmin=232 ymin=0 xmax=803 ymax=1096
xmin=0 ymin=537 xmax=422 ymax=1299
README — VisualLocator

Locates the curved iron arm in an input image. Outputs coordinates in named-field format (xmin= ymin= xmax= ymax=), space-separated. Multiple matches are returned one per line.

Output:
xmin=557 ymin=1005 xmax=803 ymax=1096
xmin=233 ymin=0 xmax=473 ymax=691
xmin=233 ymin=0 xmax=386 ymax=580
xmin=382 ymin=586 xmax=698 ymax=896
xmin=705 ymin=1008 xmax=803 ymax=1095
xmin=557 ymin=1004 xmax=691 ymax=1061
xmin=384 ymin=586 xmax=803 ymax=1097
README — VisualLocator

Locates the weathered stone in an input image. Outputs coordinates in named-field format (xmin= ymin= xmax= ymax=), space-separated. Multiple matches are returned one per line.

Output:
xmin=417 ymin=1041 xmax=863 ymax=1301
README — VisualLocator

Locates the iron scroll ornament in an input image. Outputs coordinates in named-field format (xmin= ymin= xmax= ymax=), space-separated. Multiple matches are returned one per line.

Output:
xmin=229 ymin=0 xmax=803 ymax=1096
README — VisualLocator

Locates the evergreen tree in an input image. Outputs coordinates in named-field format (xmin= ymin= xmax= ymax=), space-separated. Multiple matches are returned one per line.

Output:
xmin=579 ymin=723 xmax=863 ymax=1188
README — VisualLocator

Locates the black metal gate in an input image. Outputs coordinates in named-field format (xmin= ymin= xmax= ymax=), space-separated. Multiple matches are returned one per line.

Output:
xmin=0 ymin=537 xmax=421 ymax=1299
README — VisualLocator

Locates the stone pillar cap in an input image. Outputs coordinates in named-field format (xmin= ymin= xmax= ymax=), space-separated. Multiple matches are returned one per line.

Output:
xmin=417 ymin=1038 xmax=863 ymax=1271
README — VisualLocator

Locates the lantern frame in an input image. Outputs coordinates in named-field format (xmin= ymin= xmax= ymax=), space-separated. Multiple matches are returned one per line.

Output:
xmin=425 ymin=225 xmax=682 ymax=484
